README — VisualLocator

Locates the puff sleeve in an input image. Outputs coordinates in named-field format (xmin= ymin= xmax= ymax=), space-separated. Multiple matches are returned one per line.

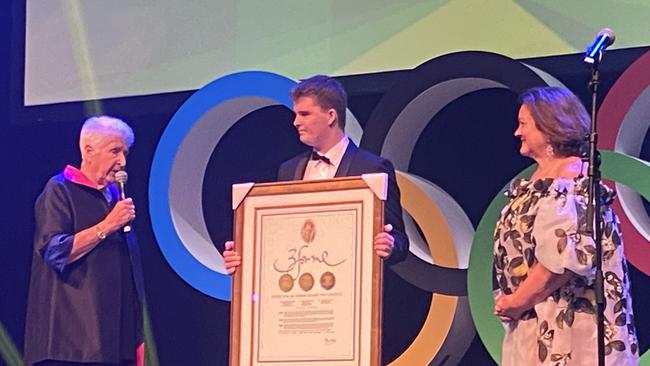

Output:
xmin=532 ymin=181 xmax=596 ymax=279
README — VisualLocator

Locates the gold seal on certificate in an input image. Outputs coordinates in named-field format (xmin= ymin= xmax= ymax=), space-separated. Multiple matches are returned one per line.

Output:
xmin=301 ymin=219 xmax=316 ymax=243
xmin=298 ymin=273 xmax=314 ymax=291
xmin=320 ymin=271 xmax=336 ymax=290
xmin=278 ymin=274 xmax=294 ymax=292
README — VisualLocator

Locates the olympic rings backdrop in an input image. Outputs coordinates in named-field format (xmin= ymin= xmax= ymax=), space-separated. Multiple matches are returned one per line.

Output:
xmin=2 ymin=49 xmax=649 ymax=366
xmin=145 ymin=50 xmax=650 ymax=365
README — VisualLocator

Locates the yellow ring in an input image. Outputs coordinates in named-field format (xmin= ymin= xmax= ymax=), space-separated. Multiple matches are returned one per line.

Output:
xmin=389 ymin=172 xmax=459 ymax=365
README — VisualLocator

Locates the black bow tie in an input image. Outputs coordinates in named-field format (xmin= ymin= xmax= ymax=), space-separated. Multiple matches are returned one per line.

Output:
xmin=311 ymin=152 xmax=332 ymax=165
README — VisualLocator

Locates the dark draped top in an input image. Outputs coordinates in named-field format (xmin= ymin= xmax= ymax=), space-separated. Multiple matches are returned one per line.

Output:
xmin=24 ymin=166 xmax=144 ymax=366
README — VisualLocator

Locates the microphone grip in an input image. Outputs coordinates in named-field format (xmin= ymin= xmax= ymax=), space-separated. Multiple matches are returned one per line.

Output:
xmin=117 ymin=181 xmax=127 ymax=200
xmin=117 ymin=181 xmax=132 ymax=233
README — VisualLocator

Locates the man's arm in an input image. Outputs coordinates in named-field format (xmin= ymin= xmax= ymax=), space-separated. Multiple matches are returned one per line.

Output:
xmin=380 ymin=159 xmax=409 ymax=263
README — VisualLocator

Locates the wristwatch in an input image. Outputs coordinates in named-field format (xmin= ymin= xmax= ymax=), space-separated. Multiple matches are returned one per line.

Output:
xmin=95 ymin=226 xmax=107 ymax=240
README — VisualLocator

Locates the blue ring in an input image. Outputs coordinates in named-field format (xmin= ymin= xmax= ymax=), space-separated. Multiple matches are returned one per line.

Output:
xmin=149 ymin=71 xmax=295 ymax=300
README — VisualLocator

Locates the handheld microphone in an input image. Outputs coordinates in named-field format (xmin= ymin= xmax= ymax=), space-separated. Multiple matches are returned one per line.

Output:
xmin=584 ymin=28 xmax=615 ymax=64
xmin=114 ymin=170 xmax=132 ymax=233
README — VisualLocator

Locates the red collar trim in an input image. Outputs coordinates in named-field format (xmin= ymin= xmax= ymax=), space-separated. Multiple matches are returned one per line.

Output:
xmin=63 ymin=165 xmax=100 ymax=189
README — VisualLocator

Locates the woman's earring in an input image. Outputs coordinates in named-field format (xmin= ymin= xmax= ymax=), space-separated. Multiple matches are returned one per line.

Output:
xmin=545 ymin=144 xmax=555 ymax=158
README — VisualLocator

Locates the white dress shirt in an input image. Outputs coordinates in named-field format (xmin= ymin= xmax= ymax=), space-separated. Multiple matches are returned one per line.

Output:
xmin=303 ymin=136 xmax=350 ymax=180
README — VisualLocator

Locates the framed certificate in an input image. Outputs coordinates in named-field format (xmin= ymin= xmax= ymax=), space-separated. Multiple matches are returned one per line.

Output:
xmin=230 ymin=174 xmax=387 ymax=366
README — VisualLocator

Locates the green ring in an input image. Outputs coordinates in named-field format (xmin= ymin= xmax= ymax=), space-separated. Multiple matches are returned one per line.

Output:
xmin=468 ymin=150 xmax=650 ymax=365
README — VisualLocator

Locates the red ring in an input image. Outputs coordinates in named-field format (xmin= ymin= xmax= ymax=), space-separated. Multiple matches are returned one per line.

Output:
xmin=598 ymin=50 xmax=650 ymax=274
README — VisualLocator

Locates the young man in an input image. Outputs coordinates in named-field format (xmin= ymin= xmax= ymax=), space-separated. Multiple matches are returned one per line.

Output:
xmin=224 ymin=75 xmax=408 ymax=272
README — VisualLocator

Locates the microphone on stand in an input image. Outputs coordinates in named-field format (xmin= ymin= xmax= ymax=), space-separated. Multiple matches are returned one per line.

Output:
xmin=114 ymin=170 xmax=132 ymax=233
xmin=582 ymin=27 xmax=616 ymax=366
xmin=584 ymin=28 xmax=615 ymax=64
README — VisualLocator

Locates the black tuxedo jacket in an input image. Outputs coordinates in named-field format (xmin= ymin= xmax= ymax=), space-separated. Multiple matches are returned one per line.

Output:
xmin=277 ymin=141 xmax=409 ymax=264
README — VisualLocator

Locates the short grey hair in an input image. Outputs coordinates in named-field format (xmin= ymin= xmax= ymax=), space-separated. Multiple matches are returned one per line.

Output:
xmin=79 ymin=115 xmax=135 ymax=151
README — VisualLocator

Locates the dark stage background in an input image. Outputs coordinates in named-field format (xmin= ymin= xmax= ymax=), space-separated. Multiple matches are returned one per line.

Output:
xmin=2 ymin=1 xmax=649 ymax=365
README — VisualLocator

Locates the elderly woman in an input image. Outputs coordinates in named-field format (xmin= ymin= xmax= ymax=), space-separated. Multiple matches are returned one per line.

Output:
xmin=24 ymin=116 xmax=144 ymax=366
xmin=493 ymin=87 xmax=639 ymax=365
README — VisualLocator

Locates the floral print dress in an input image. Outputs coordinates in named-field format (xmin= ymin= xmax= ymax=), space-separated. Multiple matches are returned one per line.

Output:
xmin=493 ymin=177 xmax=639 ymax=366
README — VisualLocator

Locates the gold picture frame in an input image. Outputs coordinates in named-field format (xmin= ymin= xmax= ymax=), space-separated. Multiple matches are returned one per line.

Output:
xmin=230 ymin=174 xmax=387 ymax=366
